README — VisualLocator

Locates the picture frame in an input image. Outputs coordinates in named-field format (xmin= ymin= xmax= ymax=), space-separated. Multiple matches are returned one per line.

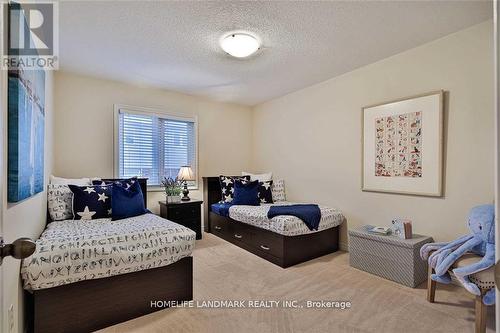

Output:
xmin=6 ymin=2 xmax=48 ymax=203
xmin=362 ymin=91 xmax=444 ymax=197
xmin=7 ymin=69 xmax=46 ymax=202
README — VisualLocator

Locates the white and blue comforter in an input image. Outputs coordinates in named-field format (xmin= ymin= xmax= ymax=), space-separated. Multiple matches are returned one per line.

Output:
xmin=225 ymin=202 xmax=344 ymax=236
xmin=21 ymin=213 xmax=195 ymax=291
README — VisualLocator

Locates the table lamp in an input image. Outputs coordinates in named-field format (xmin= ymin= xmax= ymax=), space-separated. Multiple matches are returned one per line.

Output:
xmin=177 ymin=166 xmax=195 ymax=201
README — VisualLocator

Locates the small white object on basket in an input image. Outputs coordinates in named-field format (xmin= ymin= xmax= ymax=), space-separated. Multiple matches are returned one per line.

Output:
xmin=391 ymin=218 xmax=412 ymax=239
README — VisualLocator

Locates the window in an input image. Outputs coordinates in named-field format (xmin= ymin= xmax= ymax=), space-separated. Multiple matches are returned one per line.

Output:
xmin=115 ymin=106 xmax=197 ymax=188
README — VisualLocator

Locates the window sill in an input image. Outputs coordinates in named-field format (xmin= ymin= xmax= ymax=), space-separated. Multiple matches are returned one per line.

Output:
xmin=147 ymin=185 xmax=199 ymax=192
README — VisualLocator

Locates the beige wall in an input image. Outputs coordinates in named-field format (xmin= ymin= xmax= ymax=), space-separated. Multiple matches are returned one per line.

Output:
xmin=53 ymin=21 xmax=494 ymax=248
xmin=53 ymin=72 xmax=253 ymax=212
xmin=1 ymin=70 xmax=54 ymax=333
xmin=252 ymin=21 xmax=494 ymax=248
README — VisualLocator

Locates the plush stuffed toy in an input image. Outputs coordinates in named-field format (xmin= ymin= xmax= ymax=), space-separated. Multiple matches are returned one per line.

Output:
xmin=420 ymin=204 xmax=495 ymax=305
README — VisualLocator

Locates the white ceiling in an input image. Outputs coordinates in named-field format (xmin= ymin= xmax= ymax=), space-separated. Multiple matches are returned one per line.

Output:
xmin=59 ymin=1 xmax=492 ymax=106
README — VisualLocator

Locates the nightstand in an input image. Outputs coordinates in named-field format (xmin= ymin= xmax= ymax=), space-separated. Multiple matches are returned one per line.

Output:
xmin=159 ymin=200 xmax=203 ymax=240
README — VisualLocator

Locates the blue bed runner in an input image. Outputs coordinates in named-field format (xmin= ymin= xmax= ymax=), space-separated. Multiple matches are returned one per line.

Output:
xmin=267 ymin=204 xmax=322 ymax=231
xmin=211 ymin=202 xmax=322 ymax=231
xmin=211 ymin=202 xmax=233 ymax=217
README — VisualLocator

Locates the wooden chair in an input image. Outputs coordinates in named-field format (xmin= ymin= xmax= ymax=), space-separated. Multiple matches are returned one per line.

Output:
xmin=426 ymin=253 xmax=495 ymax=333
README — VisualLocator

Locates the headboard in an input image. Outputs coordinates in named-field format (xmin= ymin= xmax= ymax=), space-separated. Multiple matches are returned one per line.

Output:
xmin=203 ymin=176 xmax=233 ymax=233
xmin=46 ymin=178 xmax=148 ymax=223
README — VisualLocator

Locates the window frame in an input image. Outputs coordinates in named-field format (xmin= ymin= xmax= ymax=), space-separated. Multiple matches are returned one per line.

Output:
xmin=113 ymin=104 xmax=199 ymax=191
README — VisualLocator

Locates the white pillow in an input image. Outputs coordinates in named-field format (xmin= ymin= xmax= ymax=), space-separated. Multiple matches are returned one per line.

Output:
xmin=49 ymin=175 xmax=91 ymax=186
xmin=241 ymin=171 xmax=273 ymax=182
xmin=271 ymin=179 xmax=286 ymax=202
xmin=47 ymin=184 xmax=74 ymax=221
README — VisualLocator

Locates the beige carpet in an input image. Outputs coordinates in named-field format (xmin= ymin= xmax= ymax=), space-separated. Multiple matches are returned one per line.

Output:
xmin=98 ymin=233 xmax=495 ymax=333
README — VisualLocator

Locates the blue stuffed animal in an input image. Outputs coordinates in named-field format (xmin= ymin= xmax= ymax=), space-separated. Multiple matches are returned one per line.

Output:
xmin=420 ymin=204 xmax=495 ymax=305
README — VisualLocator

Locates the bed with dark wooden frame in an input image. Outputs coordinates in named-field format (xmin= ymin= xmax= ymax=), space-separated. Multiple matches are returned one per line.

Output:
xmin=27 ymin=178 xmax=193 ymax=333
xmin=203 ymin=177 xmax=340 ymax=268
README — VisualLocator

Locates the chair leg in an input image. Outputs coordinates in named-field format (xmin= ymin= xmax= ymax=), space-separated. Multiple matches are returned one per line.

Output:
xmin=427 ymin=265 xmax=436 ymax=303
xmin=475 ymin=290 xmax=487 ymax=333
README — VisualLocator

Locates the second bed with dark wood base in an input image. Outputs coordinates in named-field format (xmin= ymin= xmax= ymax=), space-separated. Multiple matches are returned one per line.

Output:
xmin=203 ymin=177 xmax=340 ymax=268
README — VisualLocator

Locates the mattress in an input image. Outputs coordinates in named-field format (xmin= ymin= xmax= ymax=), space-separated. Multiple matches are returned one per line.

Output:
xmin=21 ymin=213 xmax=196 ymax=291
xmin=226 ymin=202 xmax=344 ymax=236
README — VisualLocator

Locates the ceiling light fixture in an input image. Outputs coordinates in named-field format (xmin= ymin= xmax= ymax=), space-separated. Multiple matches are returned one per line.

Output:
xmin=220 ymin=33 xmax=260 ymax=58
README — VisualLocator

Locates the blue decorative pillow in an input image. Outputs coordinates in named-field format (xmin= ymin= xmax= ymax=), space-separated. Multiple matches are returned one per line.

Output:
xmin=111 ymin=181 xmax=148 ymax=221
xmin=69 ymin=185 xmax=112 ymax=220
xmin=92 ymin=177 xmax=137 ymax=188
xmin=258 ymin=180 xmax=274 ymax=204
xmin=232 ymin=180 xmax=260 ymax=206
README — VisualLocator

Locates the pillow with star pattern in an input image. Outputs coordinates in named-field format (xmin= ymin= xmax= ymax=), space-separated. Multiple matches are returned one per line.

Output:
xmin=69 ymin=185 xmax=112 ymax=220
xmin=219 ymin=175 xmax=251 ymax=203
xmin=257 ymin=180 xmax=274 ymax=204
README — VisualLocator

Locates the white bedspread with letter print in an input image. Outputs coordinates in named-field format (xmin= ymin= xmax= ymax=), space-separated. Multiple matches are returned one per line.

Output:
xmin=228 ymin=202 xmax=344 ymax=236
xmin=21 ymin=213 xmax=195 ymax=290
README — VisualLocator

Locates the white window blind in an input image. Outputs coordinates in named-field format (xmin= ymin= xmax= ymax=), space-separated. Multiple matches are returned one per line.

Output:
xmin=117 ymin=109 xmax=196 ymax=186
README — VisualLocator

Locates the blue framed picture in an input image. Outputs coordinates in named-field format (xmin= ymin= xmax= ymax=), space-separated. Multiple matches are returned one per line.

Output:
xmin=8 ymin=69 xmax=46 ymax=202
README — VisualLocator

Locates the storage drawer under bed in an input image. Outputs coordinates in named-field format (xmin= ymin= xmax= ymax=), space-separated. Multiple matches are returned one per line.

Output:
xmin=210 ymin=213 xmax=232 ymax=240
xmin=251 ymin=227 xmax=284 ymax=258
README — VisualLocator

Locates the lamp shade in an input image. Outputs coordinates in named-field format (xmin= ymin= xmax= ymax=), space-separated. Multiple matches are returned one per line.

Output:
xmin=177 ymin=166 xmax=195 ymax=181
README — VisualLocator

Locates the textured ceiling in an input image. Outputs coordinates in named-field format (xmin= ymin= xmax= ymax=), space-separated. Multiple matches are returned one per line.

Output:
xmin=59 ymin=1 xmax=492 ymax=106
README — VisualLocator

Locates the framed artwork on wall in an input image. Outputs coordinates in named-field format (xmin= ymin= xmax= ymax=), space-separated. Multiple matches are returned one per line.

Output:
xmin=362 ymin=91 xmax=443 ymax=197
xmin=7 ymin=69 xmax=46 ymax=202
